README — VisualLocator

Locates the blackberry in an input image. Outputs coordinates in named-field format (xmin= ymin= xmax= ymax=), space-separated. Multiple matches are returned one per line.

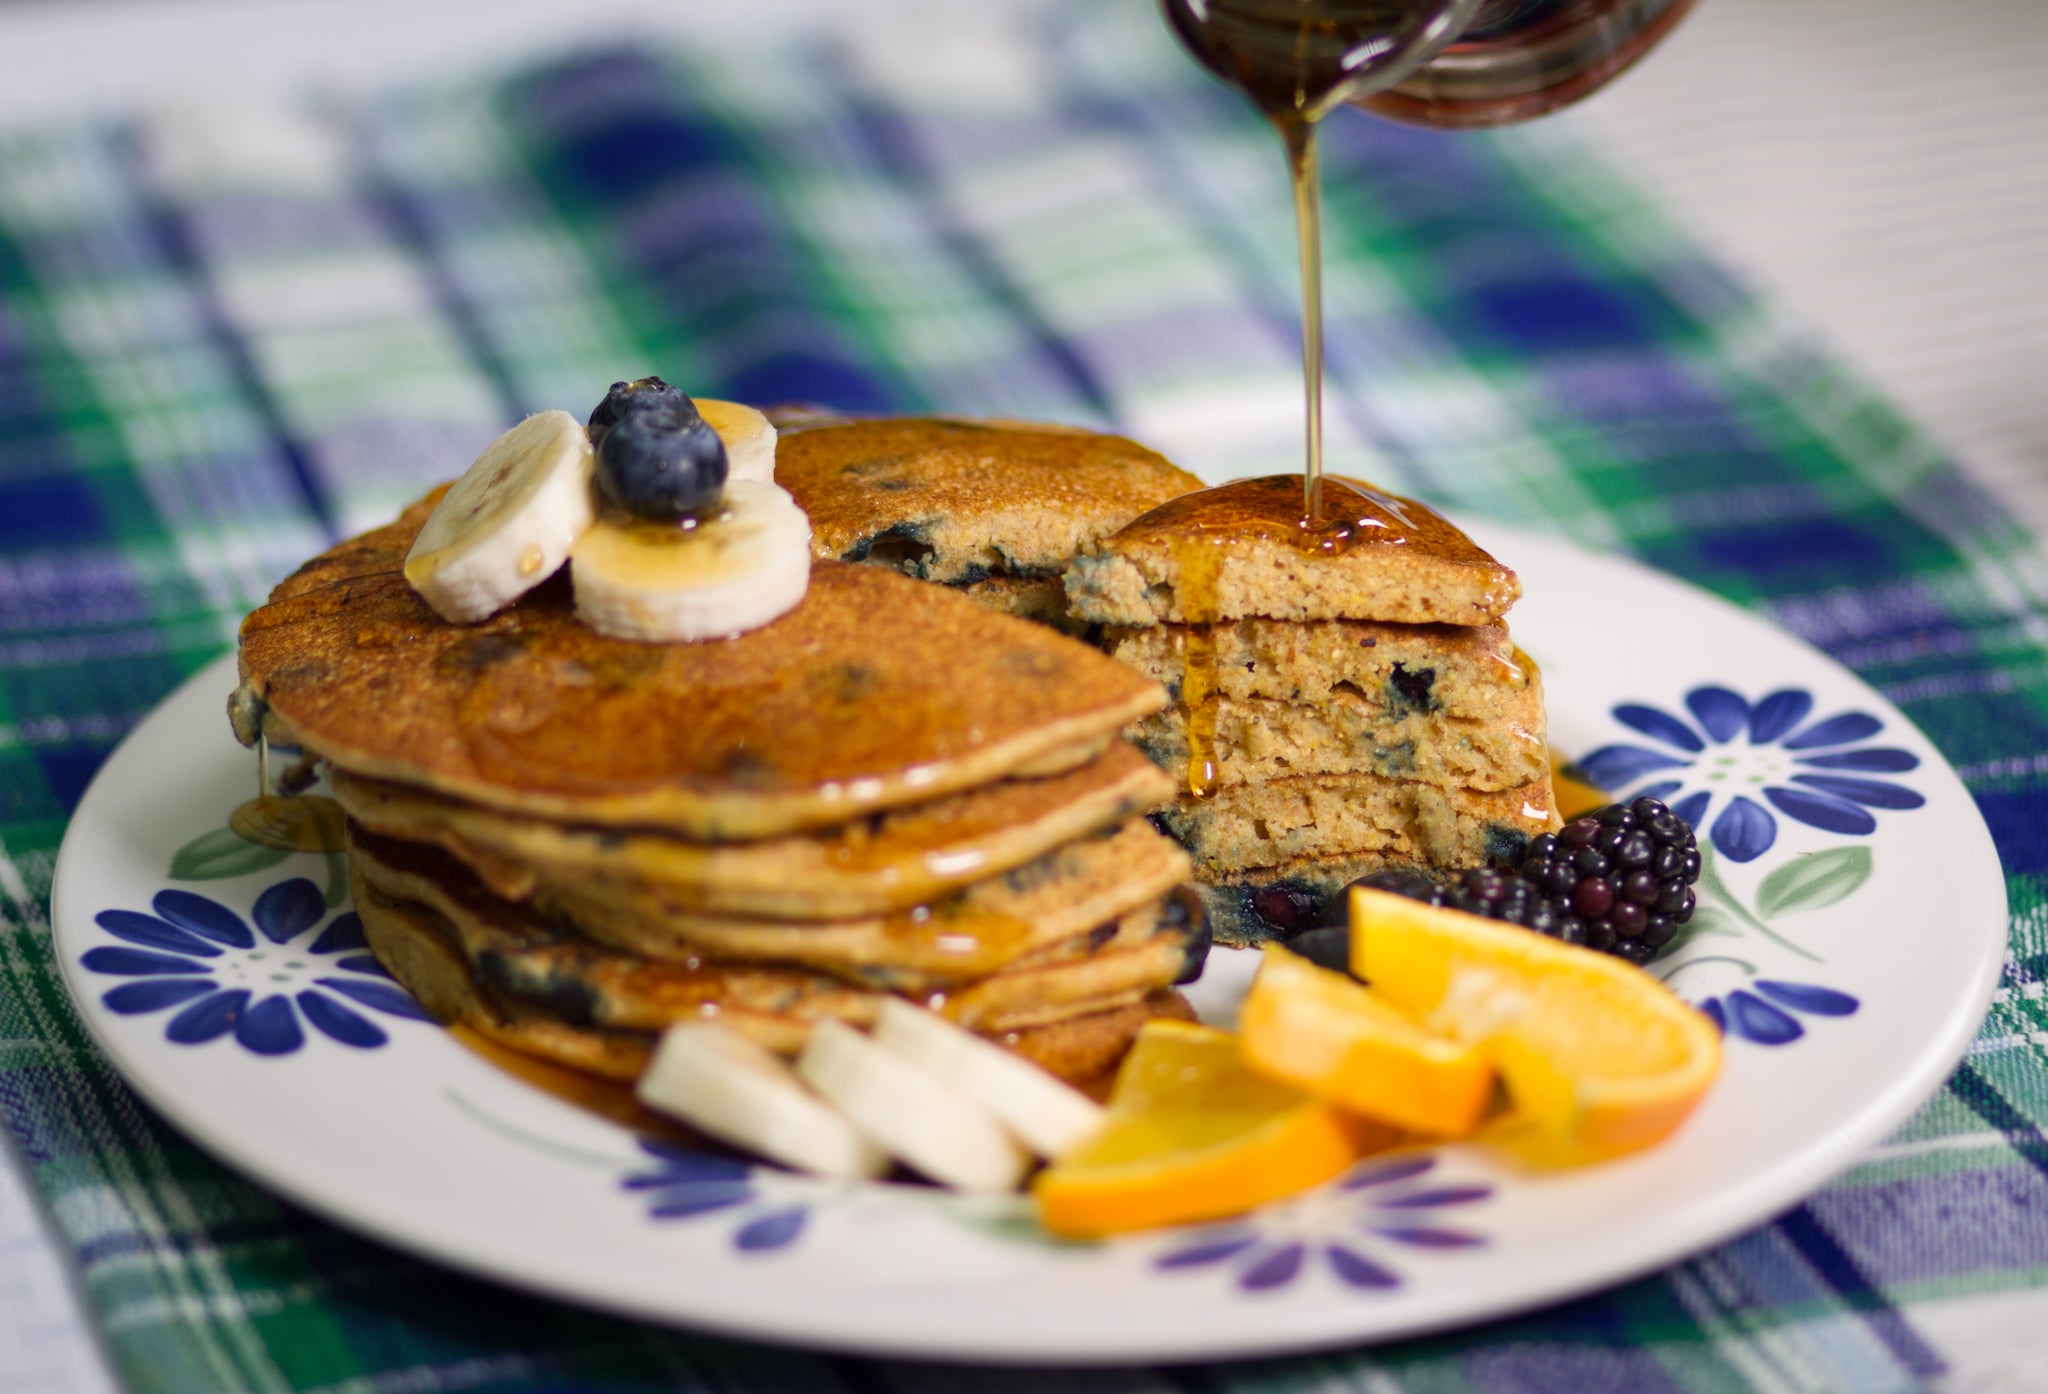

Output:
xmin=1351 ymin=796 xmax=1700 ymax=969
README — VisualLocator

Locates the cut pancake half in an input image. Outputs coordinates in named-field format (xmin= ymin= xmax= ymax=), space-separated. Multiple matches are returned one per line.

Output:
xmin=1158 ymin=771 xmax=1561 ymax=875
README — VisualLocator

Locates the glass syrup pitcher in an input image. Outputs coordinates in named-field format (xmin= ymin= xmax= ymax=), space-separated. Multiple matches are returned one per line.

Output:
xmin=1160 ymin=0 xmax=1701 ymax=130
xmin=1156 ymin=0 xmax=1699 ymax=521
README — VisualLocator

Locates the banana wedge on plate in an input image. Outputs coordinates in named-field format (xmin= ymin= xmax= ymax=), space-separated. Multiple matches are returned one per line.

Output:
xmin=870 ymin=1000 xmax=1105 ymax=1158
xmin=797 ymin=1020 xmax=1032 ymax=1193
xmin=637 ymin=1022 xmax=888 ymax=1180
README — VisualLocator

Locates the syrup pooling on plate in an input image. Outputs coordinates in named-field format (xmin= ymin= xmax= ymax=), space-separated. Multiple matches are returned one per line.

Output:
xmin=448 ymin=1025 xmax=702 ymax=1144
xmin=229 ymin=733 xmax=347 ymax=854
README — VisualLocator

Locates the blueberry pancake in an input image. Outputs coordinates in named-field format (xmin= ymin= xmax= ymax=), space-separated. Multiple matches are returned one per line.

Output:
xmin=1127 ymin=670 xmax=1547 ymax=792
xmin=348 ymin=829 xmax=1199 ymax=1082
xmin=774 ymin=416 xmax=1201 ymax=630
xmin=233 ymin=489 xmax=1168 ymax=840
xmin=1100 ymin=617 xmax=1531 ymax=715
xmin=327 ymin=742 xmax=1174 ymax=921
xmin=1155 ymin=771 xmax=1559 ymax=876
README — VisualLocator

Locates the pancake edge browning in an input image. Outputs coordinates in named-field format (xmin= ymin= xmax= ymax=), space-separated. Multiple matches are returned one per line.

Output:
xmin=327 ymin=741 xmax=1176 ymax=921
xmin=348 ymin=851 xmax=1194 ymax=1089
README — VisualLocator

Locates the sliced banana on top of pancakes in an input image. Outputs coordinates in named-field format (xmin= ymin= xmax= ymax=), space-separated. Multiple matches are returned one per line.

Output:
xmin=696 ymin=399 xmax=777 ymax=485
xmin=403 ymin=409 xmax=597 ymax=624
xmin=402 ymin=394 xmax=806 ymax=641
xmin=571 ymin=480 xmax=813 ymax=644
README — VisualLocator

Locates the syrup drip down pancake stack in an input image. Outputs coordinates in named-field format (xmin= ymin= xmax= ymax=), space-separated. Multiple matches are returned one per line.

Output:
xmin=1065 ymin=475 xmax=1562 ymax=944
xmin=230 ymin=487 xmax=1206 ymax=1093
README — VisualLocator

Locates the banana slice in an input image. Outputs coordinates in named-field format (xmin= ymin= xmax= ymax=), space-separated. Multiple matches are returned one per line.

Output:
xmin=870 ymin=1000 xmax=1104 ymax=1159
xmin=570 ymin=481 xmax=812 ymax=643
xmin=404 ymin=411 xmax=597 ymax=623
xmin=637 ymin=1022 xmax=888 ymax=1180
xmin=697 ymin=399 xmax=777 ymax=484
xmin=796 ymin=1019 xmax=1031 ymax=1193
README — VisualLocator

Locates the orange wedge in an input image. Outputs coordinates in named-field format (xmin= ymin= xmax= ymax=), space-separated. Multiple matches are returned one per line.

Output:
xmin=1239 ymin=945 xmax=1495 ymax=1136
xmin=1349 ymin=886 xmax=1721 ymax=1166
xmin=1032 ymin=1019 xmax=1391 ymax=1238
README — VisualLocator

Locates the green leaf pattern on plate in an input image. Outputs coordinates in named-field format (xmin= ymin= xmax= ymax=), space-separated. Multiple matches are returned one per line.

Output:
xmin=1756 ymin=846 xmax=1872 ymax=919
xmin=168 ymin=826 xmax=290 ymax=880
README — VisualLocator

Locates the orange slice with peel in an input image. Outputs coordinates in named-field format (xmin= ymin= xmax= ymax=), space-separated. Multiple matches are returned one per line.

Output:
xmin=1239 ymin=944 xmax=1495 ymax=1137
xmin=1349 ymin=886 xmax=1721 ymax=1166
xmin=1032 ymin=1019 xmax=1393 ymax=1238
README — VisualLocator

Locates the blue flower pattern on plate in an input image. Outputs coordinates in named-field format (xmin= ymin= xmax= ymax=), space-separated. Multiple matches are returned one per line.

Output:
xmin=622 ymin=1140 xmax=810 ymax=1252
xmin=1577 ymin=686 xmax=1924 ymax=863
xmin=84 ymin=877 xmax=431 ymax=1054
xmin=1697 ymin=978 xmax=1859 ymax=1046
xmin=1153 ymin=1155 xmax=1489 ymax=1293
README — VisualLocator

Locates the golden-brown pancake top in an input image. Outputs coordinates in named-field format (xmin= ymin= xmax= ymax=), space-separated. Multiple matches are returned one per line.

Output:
xmin=236 ymin=488 xmax=1167 ymax=839
xmin=1065 ymin=475 xmax=1521 ymax=626
xmin=776 ymin=417 xmax=1201 ymax=582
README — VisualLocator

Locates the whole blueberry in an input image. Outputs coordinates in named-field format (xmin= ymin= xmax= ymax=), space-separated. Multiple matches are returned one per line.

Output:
xmin=1249 ymin=886 xmax=1320 ymax=937
xmin=595 ymin=402 xmax=729 ymax=521
xmin=587 ymin=376 xmax=689 ymax=441
xmin=1286 ymin=925 xmax=1356 ymax=978
xmin=1173 ymin=906 xmax=1214 ymax=986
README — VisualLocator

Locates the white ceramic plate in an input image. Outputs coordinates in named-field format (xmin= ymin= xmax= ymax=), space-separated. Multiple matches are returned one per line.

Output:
xmin=51 ymin=526 xmax=2006 ymax=1365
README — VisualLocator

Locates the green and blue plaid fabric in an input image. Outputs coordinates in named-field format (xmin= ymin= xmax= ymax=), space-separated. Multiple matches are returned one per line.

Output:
xmin=5 ymin=7 xmax=2047 ymax=1391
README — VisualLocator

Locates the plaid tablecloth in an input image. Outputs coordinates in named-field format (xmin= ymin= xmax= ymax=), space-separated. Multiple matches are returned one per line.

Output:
xmin=5 ymin=6 xmax=2047 ymax=1391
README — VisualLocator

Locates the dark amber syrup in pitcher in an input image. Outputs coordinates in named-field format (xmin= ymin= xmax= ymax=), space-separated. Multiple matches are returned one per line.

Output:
xmin=1157 ymin=0 xmax=1698 ymax=517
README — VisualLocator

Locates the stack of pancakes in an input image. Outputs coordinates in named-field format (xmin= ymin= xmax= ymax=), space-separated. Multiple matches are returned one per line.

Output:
xmin=231 ymin=490 xmax=1204 ymax=1090
xmin=1065 ymin=475 xmax=1560 ymax=944
xmin=774 ymin=416 xmax=1202 ymax=632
